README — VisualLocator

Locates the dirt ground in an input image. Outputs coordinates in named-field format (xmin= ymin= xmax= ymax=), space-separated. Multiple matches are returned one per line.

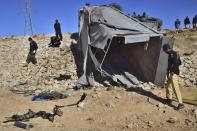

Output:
xmin=0 ymin=87 xmax=196 ymax=131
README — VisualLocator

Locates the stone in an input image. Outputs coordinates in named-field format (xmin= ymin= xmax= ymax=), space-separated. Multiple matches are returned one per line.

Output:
xmin=180 ymin=67 xmax=188 ymax=73
xmin=77 ymin=102 xmax=84 ymax=108
xmin=184 ymin=63 xmax=190 ymax=68
xmin=115 ymin=96 xmax=121 ymax=99
xmin=189 ymin=68 xmax=195 ymax=73
xmin=192 ymin=109 xmax=197 ymax=115
xmin=126 ymin=123 xmax=133 ymax=129
xmin=157 ymin=103 xmax=165 ymax=108
xmin=185 ymin=79 xmax=193 ymax=87
xmin=105 ymin=101 xmax=114 ymax=108
xmin=167 ymin=117 xmax=177 ymax=123
xmin=185 ymin=119 xmax=194 ymax=126
xmin=148 ymin=121 xmax=154 ymax=127
xmin=190 ymin=63 xmax=197 ymax=69
xmin=189 ymin=78 xmax=196 ymax=83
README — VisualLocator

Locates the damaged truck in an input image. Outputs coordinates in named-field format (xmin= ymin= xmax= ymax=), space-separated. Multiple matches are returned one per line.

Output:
xmin=76 ymin=5 xmax=174 ymax=88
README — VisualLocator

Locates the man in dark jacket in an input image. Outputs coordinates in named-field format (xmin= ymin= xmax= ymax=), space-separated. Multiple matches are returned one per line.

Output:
xmin=163 ymin=44 xmax=184 ymax=110
xmin=174 ymin=19 xmax=181 ymax=30
xmin=192 ymin=15 xmax=197 ymax=29
xmin=25 ymin=37 xmax=38 ymax=65
xmin=184 ymin=16 xmax=190 ymax=29
xmin=54 ymin=20 xmax=63 ymax=41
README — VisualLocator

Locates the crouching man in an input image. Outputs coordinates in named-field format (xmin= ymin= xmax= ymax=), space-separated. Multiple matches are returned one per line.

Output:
xmin=163 ymin=44 xmax=184 ymax=110
xmin=25 ymin=37 xmax=38 ymax=66
xmin=48 ymin=36 xmax=61 ymax=47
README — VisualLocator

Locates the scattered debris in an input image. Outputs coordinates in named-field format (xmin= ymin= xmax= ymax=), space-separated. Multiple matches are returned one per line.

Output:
xmin=66 ymin=93 xmax=87 ymax=107
xmin=14 ymin=121 xmax=33 ymax=130
xmin=3 ymin=105 xmax=64 ymax=123
xmin=32 ymin=91 xmax=70 ymax=101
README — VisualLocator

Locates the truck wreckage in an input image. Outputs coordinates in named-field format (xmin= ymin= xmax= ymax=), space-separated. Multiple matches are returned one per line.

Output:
xmin=76 ymin=5 xmax=174 ymax=88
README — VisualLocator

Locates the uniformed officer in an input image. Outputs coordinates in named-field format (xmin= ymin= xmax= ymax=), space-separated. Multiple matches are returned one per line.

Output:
xmin=163 ymin=44 xmax=184 ymax=110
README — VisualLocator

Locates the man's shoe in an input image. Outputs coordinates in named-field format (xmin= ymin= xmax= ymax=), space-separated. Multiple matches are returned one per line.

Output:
xmin=163 ymin=99 xmax=172 ymax=104
xmin=176 ymin=104 xmax=184 ymax=110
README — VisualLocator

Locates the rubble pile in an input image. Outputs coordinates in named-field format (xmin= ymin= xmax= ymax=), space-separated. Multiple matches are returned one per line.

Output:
xmin=179 ymin=52 xmax=197 ymax=87
xmin=172 ymin=30 xmax=197 ymax=88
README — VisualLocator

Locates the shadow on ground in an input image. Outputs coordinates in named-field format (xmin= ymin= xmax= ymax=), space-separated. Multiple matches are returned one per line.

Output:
xmin=126 ymin=87 xmax=177 ymax=109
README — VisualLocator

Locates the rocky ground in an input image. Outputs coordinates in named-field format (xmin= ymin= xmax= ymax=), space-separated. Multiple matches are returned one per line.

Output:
xmin=0 ymin=30 xmax=196 ymax=131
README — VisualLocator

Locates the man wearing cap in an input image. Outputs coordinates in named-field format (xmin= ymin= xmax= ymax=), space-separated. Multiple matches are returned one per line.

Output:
xmin=163 ymin=44 xmax=184 ymax=110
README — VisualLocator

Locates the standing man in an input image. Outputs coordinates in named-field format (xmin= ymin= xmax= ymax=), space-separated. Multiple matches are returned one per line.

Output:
xmin=132 ymin=12 xmax=137 ymax=17
xmin=174 ymin=19 xmax=181 ymax=30
xmin=142 ymin=12 xmax=148 ymax=18
xmin=25 ymin=37 xmax=38 ymax=66
xmin=163 ymin=44 xmax=184 ymax=110
xmin=184 ymin=16 xmax=190 ymax=29
xmin=192 ymin=15 xmax=197 ymax=29
xmin=54 ymin=20 xmax=63 ymax=41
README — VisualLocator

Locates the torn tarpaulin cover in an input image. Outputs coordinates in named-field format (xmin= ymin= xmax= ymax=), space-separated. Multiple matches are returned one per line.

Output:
xmin=77 ymin=6 xmax=171 ymax=88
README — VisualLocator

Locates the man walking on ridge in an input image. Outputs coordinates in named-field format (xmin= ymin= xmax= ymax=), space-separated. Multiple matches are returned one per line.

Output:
xmin=54 ymin=19 xmax=63 ymax=41
xmin=184 ymin=16 xmax=190 ymax=29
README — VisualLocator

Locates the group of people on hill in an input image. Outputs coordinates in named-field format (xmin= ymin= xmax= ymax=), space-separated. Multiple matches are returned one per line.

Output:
xmin=131 ymin=11 xmax=148 ymax=18
xmin=175 ymin=15 xmax=197 ymax=30
xmin=24 ymin=19 xmax=62 ymax=66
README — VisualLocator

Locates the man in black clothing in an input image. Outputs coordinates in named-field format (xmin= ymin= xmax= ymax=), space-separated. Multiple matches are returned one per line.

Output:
xmin=25 ymin=37 xmax=38 ymax=65
xmin=54 ymin=20 xmax=63 ymax=41
xmin=142 ymin=12 xmax=148 ymax=18
xmin=163 ymin=44 xmax=184 ymax=110
xmin=184 ymin=16 xmax=190 ymax=29
xmin=192 ymin=15 xmax=197 ymax=29
xmin=48 ymin=36 xmax=61 ymax=47
xmin=132 ymin=12 xmax=137 ymax=17
xmin=174 ymin=19 xmax=181 ymax=30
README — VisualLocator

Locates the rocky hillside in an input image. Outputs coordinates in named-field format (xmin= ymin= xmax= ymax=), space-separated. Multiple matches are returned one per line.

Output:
xmin=0 ymin=30 xmax=196 ymax=93
xmin=0 ymin=34 xmax=80 ymax=92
